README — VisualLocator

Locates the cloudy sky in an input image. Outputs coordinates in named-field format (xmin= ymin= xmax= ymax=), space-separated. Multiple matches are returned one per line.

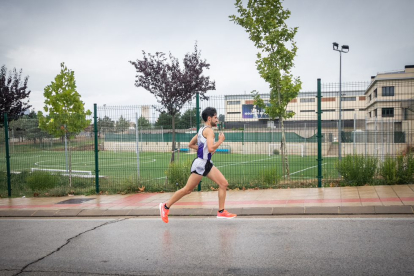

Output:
xmin=1 ymin=0 xmax=413 ymax=113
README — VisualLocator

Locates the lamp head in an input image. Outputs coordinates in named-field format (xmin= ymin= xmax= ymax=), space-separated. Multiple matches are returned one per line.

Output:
xmin=341 ymin=45 xmax=349 ymax=52
xmin=332 ymin=42 xmax=339 ymax=50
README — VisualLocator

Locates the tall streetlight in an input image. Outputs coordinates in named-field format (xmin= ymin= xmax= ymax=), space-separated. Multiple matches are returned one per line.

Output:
xmin=332 ymin=42 xmax=349 ymax=161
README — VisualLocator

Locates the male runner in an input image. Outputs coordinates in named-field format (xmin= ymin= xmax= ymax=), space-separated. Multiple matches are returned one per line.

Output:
xmin=159 ymin=107 xmax=237 ymax=223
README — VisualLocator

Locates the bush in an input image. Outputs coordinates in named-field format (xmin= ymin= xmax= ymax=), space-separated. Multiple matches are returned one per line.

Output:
xmin=379 ymin=157 xmax=398 ymax=185
xmin=377 ymin=153 xmax=414 ymax=185
xmin=26 ymin=171 xmax=59 ymax=191
xmin=336 ymin=155 xmax=378 ymax=186
xmin=273 ymin=149 xmax=280 ymax=155
xmin=396 ymin=153 xmax=414 ymax=184
xmin=259 ymin=167 xmax=280 ymax=187
xmin=165 ymin=160 xmax=192 ymax=190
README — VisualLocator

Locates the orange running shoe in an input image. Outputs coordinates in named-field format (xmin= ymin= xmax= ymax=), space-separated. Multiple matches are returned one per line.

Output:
xmin=217 ymin=210 xmax=237 ymax=219
xmin=159 ymin=203 xmax=169 ymax=223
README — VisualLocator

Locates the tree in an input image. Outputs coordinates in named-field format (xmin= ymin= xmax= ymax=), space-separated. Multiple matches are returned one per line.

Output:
xmin=178 ymin=108 xmax=197 ymax=129
xmin=115 ymin=116 xmax=130 ymax=133
xmin=0 ymin=65 xmax=31 ymax=126
xmin=155 ymin=112 xmax=175 ymax=130
xmin=230 ymin=0 xmax=302 ymax=179
xmin=130 ymin=43 xmax=215 ymax=162
xmin=9 ymin=111 xmax=52 ymax=144
xmin=219 ymin=114 xmax=225 ymax=123
xmin=38 ymin=62 xmax=92 ymax=186
xmin=137 ymin=116 xmax=150 ymax=128
xmin=98 ymin=116 xmax=115 ymax=135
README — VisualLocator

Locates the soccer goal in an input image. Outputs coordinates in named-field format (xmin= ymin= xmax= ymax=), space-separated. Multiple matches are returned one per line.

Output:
xmin=268 ymin=144 xmax=305 ymax=157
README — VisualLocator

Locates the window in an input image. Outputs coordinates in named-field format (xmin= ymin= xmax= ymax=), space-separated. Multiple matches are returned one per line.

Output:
xmin=300 ymin=98 xmax=315 ymax=103
xmin=382 ymin=86 xmax=394 ymax=96
xmin=374 ymin=88 xmax=377 ymax=98
xmin=382 ymin=108 xmax=394 ymax=117
xmin=368 ymin=112 xmax=371 ymax=118
xmin=368 ymin=95 xmax=371 ymax=101
xmin=300 ymin=110 xmax=314 ymax=112
xmin=374 ymin=109 xmax=377 ymax=117
xmin=341 ymin=97 xmax=356 ymax=101
xmin=227 ymin=101 xmax=240 ymax=105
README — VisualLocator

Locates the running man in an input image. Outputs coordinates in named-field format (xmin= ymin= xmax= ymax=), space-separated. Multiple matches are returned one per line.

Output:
xmin=159 ymin=107 xmax=237 ymax=223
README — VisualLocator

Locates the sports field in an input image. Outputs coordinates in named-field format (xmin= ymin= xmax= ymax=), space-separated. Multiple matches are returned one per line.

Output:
xmin=1 ymin=149 xmax=339 ymax=190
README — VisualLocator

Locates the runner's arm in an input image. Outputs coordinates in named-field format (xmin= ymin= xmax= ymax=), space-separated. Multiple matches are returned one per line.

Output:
xmin=205 ymin=128 xmax=225 ymax=153
xmin=188 ymin=134 xmax=198 ymax=151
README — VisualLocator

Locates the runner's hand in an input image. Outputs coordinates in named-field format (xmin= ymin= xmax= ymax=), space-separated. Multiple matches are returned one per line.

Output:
xmin=219 ymin=132 xmax=225 ymax=142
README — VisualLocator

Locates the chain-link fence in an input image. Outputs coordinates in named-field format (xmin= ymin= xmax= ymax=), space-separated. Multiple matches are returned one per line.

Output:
xmin=1 ymin=79 xmax=413 ymax=197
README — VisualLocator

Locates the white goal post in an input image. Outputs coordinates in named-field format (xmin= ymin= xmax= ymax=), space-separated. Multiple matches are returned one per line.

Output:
xmin=268 ymin=144 xmax=305 ymax=157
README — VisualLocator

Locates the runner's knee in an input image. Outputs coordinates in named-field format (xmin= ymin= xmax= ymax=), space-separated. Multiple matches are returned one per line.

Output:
xmin=219 ymin=179 xmax=228 ymax=188
xmin=182 ymin=187 xmax=192 ymax=195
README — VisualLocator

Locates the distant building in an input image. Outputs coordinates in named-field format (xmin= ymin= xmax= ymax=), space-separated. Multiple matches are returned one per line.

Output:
xmin=224 ymin=89 xmax=367 ymax=129
xmin=365 ymin=65 xmax=414 ymax=129
xmin=141 ymin=105 xmax=151 ymax=122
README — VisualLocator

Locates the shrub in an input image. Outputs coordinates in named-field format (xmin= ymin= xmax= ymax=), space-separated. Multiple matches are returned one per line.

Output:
xmin=26 ymin=171 xmax=59 ymax=191
xmin=379 ymin=157 xmax=398 ymax=185
xmin=336 ymin=155 xmax=378 ymax=186
xmin=396 ymin=153 xmax=414 ymax=184
xmin=273 ymin=149 xmax=280 ymax=155
xmin=165 ymin=160 xmax=192 ymax=190
xmin=259 ymin=167 xmax=280 ymax=187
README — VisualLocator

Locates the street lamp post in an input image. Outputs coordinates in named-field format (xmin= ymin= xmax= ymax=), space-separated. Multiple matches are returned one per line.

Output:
xmin=332 ymin=42 xmax=349 ymax=161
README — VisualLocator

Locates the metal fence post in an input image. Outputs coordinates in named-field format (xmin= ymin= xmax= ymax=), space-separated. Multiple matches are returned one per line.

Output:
xmin=196 ymin=92 xmax=202 ymax=191
xmin=316 ymin=79 xmax=323 ymax=188
xmin=94 ymin=104 xmax=100 ymax=194
xmin=4 ymin=113 xmax=11 ymax=197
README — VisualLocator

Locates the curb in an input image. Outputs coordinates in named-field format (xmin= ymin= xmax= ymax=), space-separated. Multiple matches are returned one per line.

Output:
xmin=0 ymin=206 xmax=413 ymax=217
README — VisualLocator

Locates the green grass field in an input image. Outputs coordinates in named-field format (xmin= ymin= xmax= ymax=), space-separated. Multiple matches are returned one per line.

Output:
xmin=0 ymin=147 xmax=340 ymax=196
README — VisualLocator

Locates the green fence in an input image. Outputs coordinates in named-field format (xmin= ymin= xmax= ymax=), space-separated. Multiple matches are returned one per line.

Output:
xmin=1 ymin=80 xmax=413 ymax=197
xmin=104 ymin=131 xmax=319 ymax=143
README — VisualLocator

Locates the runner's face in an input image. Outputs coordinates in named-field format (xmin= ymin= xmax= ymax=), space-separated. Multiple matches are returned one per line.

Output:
xmin=209 ymin=114 xmax=218 ymax=127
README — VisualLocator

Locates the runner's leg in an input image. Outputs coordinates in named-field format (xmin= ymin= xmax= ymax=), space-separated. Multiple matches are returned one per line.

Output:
xmin=165 ymin=173 xmax=203 ymax=208
xmin=206 ymin=166 xmax=228 ymax=210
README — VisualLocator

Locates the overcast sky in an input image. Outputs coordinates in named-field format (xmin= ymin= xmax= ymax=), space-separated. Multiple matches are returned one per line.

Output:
xmin=1 ymin=0 xmax=413 ymax=113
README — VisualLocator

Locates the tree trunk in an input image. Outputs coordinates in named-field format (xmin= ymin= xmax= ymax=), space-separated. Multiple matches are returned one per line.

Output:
xmin=170 ymin=114 xmax=176 ymax=163
xmin=277 ymin=84 xmax=290 ymax=180
xmin=280 ymin=117 xmax=290 ymax=180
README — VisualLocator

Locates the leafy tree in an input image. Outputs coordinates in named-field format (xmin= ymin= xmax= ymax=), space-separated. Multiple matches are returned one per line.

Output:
xmin=130 ymin=43 xmax=215 ymax=162
xmin=98 ymin=116 xmax=115 ymax=134
xmin=38 ymin=62 xmax=92 ymax=186
xmin=219 ymin=114 xmax=225 ymax=123
xmin=178 ymin=108 xmax=197 ymax=129
xmin=115 ymin=116 xmax=130 ymax=133
xmin=137 ymin=116 xmax=150 ymax=128
xmin=155 ymin=112 xmax=175 ymax=130
xmin=0 ymin=65 xmax=31 ymax=126
xmin=230 ymin=0 xmax=302 ymax=179
xmin=9 ymin=112 xmax=51 ymax=144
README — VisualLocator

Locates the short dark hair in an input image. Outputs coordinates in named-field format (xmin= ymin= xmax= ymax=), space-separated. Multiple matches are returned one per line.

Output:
xmin=202 ymin=107 xmax=217 ymax=122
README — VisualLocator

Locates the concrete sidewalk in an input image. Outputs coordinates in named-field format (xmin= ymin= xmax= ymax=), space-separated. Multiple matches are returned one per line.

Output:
xmin=1 ymin=185 xmax=414 ymax=217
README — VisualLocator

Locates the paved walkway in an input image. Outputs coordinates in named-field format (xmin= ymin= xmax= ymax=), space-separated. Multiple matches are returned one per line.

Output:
xmin=1 ymin=185 xmax=414 ymax=217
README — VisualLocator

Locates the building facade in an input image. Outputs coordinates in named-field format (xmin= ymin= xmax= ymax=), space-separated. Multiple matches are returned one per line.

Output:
xmin=224 ymin=89 xmax=367 ymax=129
xmin=365 ymin=65 xmax=414 ymax=129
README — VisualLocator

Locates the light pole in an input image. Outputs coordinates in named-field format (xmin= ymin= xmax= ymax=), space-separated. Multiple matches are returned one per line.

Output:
xmin=332 ymin=42 xmax=349 ymax=161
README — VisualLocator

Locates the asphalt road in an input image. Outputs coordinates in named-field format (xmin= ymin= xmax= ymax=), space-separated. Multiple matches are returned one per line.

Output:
xmin=1 ymin=217 xmax=414 ymax=276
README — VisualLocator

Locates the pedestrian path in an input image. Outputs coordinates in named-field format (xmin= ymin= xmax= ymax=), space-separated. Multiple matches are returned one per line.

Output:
xmin=0 ymin=185 xmax=413 ymax=217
